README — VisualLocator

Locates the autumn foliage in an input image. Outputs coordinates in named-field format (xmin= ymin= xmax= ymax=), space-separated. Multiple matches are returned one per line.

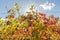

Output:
xmin=0 ymin=3 xmax=60 ymax=40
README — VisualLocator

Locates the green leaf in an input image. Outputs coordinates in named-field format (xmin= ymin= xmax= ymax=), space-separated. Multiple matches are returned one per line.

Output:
xmin=32 ymin=30 xmax=39 ymax=37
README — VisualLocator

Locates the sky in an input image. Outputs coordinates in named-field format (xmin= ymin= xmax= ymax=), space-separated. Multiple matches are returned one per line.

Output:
xmin=0 ymin=0 xmax=60 ymax=18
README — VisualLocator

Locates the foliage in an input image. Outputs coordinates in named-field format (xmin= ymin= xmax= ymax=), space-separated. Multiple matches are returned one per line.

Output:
xmin=0 ymin=3 xmax=60 ymax=40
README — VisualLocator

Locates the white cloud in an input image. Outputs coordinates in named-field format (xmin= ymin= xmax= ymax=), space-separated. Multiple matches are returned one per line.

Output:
xmin=39 ymin=1 xmax=55 ymax=10
xmin=1 ymin=18 xmax=8 ymax=20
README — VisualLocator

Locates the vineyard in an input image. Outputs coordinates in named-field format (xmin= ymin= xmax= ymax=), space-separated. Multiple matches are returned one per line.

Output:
xmin=0 ymin=3 xmax=60 ymax=40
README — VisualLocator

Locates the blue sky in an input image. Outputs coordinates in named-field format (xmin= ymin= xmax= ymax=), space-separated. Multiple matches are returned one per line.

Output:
xmin=0 ymin=0 xmax=60 ymax=18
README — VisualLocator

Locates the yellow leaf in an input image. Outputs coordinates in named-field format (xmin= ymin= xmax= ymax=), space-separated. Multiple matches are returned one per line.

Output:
xmin=29 ymin=5 xmax=34 ymax=10
xmin=14 ymin=3 xmax=19 ymax=11
xmin=0 ymin=27 xmax=2 ymax=31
